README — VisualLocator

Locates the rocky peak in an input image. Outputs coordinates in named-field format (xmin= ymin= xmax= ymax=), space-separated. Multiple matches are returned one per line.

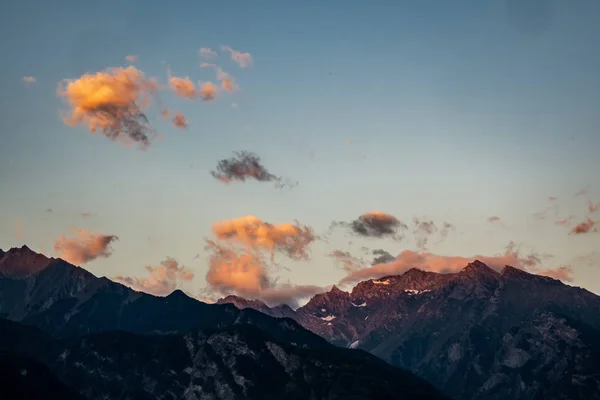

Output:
xmin=0 ymin=245 xmax=51 ymax=278
xmin=460 ymin=260 xmax=500 ymax=279
xmin=501 ymin=265 xmax=534 ymax=279
xmin=217 ymin=295 xmax=270 ymax=312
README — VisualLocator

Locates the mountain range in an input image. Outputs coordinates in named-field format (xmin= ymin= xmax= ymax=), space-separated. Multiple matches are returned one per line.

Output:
xmin=2 ymin=245 xmax=600 ymax=399
xmin=219 ymin=262 xmax=600 ymax=400
xmin=0 ymin=245 xmax=448 ymax=400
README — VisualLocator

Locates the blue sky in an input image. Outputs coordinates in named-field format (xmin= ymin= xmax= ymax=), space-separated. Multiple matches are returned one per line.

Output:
xmin=1 ymin=0 xmax=599 ymax=300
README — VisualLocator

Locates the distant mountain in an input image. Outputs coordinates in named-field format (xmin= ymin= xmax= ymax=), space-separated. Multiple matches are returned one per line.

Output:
xmin=0 ymin=245 xmax=325 ymax=349
xmin=220 ymin=261 xmax=600 ymax=400
xmin=0 ymin=246 xmax=449 ymax=400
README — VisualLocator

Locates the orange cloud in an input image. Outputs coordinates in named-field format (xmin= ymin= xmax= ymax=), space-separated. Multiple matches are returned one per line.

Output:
xmin=199 ymin=47 xmax=217 ymax=59
xmin=168 ymin=75 xmax=198 ymax=100
xmin=212 ymin=215 xmax=315 ymax=260
xmin=221 ymin=45 xmax=253 ymax=68
xmin=216 ymin=67 xmax=239 ymax=92
xmin=112 ymin=257 xmax=194 ymax=296
xmin=54 ymin=229 xmax=118 ymax=265
xmin=537 ymin=266 xmax=574 ymax=282
xmin=588 ymin=201 xmax=600 ymax=214
xmin=199 ymin=81 xmax=218 ymax=101
xmin=204 ymin=240 xmax=324 ymax=307
xmin=171 ymin=112 xmax=188 ymax=128
xmin=22 ymin=76 xmax=36 ymax=85
xmin=125 ymin=55 xmax=137 ymax=63
xmin=340 ymin=241 xmax=554 ymax=284
xmin=570 ymin=218 xmax=598 ymax=235
xmin=57 ymin=66 xmax=158 ymax=148
xmin=487 ymin=216 xmax=501 ymax=222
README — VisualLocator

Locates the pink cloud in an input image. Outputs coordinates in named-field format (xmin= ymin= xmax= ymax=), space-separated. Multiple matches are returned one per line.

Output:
xmin=221 ymin=45 xmax=253 ymax=68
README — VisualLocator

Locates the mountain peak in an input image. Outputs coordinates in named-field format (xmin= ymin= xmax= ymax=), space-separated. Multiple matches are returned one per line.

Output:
xmin=457 ymin=260 xmax=500 ymax=283
xmin=0 ymin=245 xmax=51 ymax=278
xmin=501 ymin=265 xmax=534 ymax=279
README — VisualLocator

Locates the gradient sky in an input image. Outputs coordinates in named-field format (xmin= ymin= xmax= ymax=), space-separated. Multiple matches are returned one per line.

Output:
xmin=1 ymin=0 xmax=599 ymax=300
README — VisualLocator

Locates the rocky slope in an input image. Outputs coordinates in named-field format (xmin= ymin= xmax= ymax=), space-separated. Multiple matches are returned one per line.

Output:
xmin=220 ymin=261 xmax=600 ymax=400
xmin=0 ymin=318 xmax=450 ymax=400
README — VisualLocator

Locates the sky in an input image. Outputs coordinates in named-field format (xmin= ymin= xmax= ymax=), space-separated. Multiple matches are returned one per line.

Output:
xmin=1 ymin=0 xmax=599 ymax=304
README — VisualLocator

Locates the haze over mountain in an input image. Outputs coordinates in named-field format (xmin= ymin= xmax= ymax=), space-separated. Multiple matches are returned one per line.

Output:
xmin=0 ymin=245 xmax=449 ymax=400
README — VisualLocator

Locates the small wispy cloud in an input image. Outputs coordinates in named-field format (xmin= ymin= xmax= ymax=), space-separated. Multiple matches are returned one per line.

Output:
xmin=199 ymin=47 xmax=217 ymax=59
xmin=22 ymin=76 xmax=36 ymax=85
xmin=221 ymin=45 xmax=253 ymax=68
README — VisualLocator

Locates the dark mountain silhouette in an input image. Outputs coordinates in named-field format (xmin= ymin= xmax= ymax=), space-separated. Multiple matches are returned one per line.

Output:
xmin=220 ymin=261 xmax=600 ymax=400
xmin=0 ymin=246 xmax=450 ymax=400
xmin=0 ymin=350 xmax=86 ymax=400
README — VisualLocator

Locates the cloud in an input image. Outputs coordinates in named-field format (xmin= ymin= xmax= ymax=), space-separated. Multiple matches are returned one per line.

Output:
xmin=54 ymin=229 xmax=118 ymax=265
xmin=588 ymin=201 xmax=600 ymax=214
xmin=574 ymin=187 xmax=588 ymax=197
xmin=340 ymin=241 xmax=556 ymax=284
xmin=203 ymin=215 xmax=321 ymax=306
xmin=537 ymin=266 xmax=574 ymax=282
xmin=168 ymin=75 xmax=198 ymax=100
xmin=548 ymin=196 xmax=558 ymax=201
xmin=125 ymin=55 xmax=137 ymax=63
xmin=112 ymin=257 xmax=194 ymax=296
xmin=204 ymin=240 xmax=324 ymax=307
xmin=371 ymin=249 xmax=395 ymax=265
xmin=570 ymin=218 xmax=598 ymax=235
xmin=171 ymin=112 xmax=188 ymax=128
xmin=46 ymin=208 xmax=53 ymax=213
xmin=80 ymin=212 xmax=93 ymax=218
xmin=216 ymin=67 xmax=239 ymax=93
xmin=555 ymin=216 xmax=574 ymax=226
xmin=199 ymin=81 xmax=218 ymax=101
xmin=487 ymin=216 xmax=501 ymax=222
xmin=334 ymin=211 xmax=407 ymax=240
xmin=211 ymin=215 xmax=315 ymax=260
xmin=210 ymin=151 xmax=296 ymax=188
xmin=231 ymin=102 xmax=238 ymax=108
xmin=57 ymin=66 xmax=159 ymax=149
xmin=22 ymin=76 xmax=36 ymax=85
xmin=329 ymin=250 xmax=364 ymax=272
xmin=199 ymin=47 xmax=217 ymax=59
xmin=221 ymin=45 xmax=253 ymax=68
xmin=412 ymin=218 xmax=454 ymax=249
xmin=200 ymin=62 xmax=217 ymax=69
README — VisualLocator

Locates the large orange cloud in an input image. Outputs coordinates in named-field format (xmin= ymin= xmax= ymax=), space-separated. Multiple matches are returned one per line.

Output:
xmin=204 ymin=240 xmax=324 ymax=307
xmin=57 ymin=66 xmax=159 ymax=148
xmin=54 ymin=229 xmax=118 ymax=265
xmin=212 ymin=215 xmax=315 ymax=260
xmin=112 ymin=257 xmax=194 ymax=296
xmin=340 ymin=241 xmax=569 ymax=284
xmin=203 ymin=216 xmax=322 ymax=306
